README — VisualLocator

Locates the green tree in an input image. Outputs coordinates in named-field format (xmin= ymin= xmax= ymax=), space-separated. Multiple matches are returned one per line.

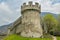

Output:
xmin=56 ymin=14 xmax=60 ymax=31
xmin=43 ymin=14 xmax=58 ymax=33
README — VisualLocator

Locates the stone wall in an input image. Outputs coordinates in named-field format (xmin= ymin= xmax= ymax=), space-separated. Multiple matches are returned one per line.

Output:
xmin=20 ymin=1 xmax=43 ymax=37
xmin=10 ymin=1 xmax=43 ymax=38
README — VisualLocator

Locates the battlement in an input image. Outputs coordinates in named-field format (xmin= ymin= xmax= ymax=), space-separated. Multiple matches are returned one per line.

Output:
xmin=21 ymin=1 xmax=41 ymax=13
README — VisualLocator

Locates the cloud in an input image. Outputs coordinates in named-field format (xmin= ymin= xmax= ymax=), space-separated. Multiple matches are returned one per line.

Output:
xmin=52 ymin=3 xmax=60 ymax=14
xmin=52 ymin=0 xmax=60 ymax=4
xmin=0 ymin=2 xmax=21 ymax=26
xmin=0 ymin=2 xmax=13 ymax=14
xmin=0 ymin=2 xmax=14 ymax=26
xmin=16 ymin=0 xmax=60 ymax=14
xmin=0 ymin=0 xmax=60 ymax=26
xmin=41 ymin=0 xmax=60 ymax=14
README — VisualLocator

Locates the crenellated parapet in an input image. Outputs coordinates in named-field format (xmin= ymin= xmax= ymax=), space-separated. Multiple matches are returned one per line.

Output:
xmin=21 ymin=1 xmax=41 ymax=13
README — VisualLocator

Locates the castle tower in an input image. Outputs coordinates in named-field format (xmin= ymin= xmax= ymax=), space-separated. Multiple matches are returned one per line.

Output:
xmin=21 ymin=1 xmax=43 ymax=38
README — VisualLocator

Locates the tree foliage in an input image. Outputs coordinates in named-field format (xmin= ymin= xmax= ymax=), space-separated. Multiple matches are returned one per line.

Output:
xmin=56 ymin=14 xmax=60 ymax=31
xmin=43 ymin=14 xmax=58 ymax=33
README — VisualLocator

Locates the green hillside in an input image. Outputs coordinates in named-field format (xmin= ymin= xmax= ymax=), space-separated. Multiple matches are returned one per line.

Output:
xmin=3 ymin=34 xmax=52 ymax=40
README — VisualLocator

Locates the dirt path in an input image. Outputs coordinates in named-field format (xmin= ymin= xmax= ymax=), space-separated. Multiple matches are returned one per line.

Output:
xmin=52 ymin=36 xmax=57 ymax=40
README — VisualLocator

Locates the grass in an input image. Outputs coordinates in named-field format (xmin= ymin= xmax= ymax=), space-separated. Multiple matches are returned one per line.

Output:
xmin=57 ymin=36 xmax=60 ymax=40
xmin=3 ymin=34 xmax=52 ymax=40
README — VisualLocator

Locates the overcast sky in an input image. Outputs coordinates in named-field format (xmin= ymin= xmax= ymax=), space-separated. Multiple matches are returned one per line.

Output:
xmin=0 ymin=0 xmax=60 ymax=26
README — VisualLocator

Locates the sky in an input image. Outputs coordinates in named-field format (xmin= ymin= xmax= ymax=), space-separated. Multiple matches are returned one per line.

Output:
xmin=0 ymin=0 xmax=60 ymax=26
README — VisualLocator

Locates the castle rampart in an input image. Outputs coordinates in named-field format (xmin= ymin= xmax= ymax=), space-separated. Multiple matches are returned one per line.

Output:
xmin=9 ymin=1 xmax=43 ymax=38
xmin=21 ymin=1 xmax=41 ymax=13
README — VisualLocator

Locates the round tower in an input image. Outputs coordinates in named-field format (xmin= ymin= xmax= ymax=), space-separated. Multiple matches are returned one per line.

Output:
xmin=21 ymin=1 xmax=43 ymax=38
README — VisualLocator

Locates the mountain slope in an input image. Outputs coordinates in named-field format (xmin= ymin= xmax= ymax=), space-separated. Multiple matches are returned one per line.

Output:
xmin=0 ymin=12 xmax=58 ymax=34
xmin=0 ymin=23 xmax=12 ymax=34
xmin=41 ymin=12 xmax=58 ymax=18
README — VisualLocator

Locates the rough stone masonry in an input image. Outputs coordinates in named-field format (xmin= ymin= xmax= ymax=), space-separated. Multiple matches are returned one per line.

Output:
xmin=9 ymin=1 xmax=43 ymax=38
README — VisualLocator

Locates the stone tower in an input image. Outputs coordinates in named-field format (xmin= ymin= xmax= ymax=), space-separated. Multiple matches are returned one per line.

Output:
xmin=20 ymin=1 xmax=43 ymax=37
